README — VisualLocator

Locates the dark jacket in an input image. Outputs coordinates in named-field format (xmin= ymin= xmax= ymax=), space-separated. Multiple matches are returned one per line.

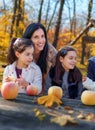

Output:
xmin=44 ymin=67 xmax=83 ymax=99
xmin=87 ymin=56 xmax=95 ymax=81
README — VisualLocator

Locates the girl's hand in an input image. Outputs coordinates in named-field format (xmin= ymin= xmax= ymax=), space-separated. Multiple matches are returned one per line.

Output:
xmin=16 ymin=75 xmax=29 ymax=89
xmin=4 ymin=76 xmax=16 ymax=82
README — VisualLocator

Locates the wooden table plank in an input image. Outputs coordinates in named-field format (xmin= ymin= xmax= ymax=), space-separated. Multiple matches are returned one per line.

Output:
xmin=0 ymin=94 xmax=95 ymax=130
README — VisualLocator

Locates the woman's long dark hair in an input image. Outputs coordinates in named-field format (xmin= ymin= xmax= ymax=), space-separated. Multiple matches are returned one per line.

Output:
xmin=22 ymin=22 xmax=48 ymax=74
xmin=7 ymin=38 xmax=34 ymax=64
xmin=53 ymin=46 xmax=82 ymax=84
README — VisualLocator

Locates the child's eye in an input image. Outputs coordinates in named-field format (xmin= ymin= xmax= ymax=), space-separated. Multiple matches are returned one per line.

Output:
xmin=42 ymin=35 xmax=45 ymax=38
xmin=26 ymin=53 xmax=30 ymax=56
xmin=69 ymin=57 xmax=73 ymax=60
xmin=34 ymin=36 xmax=38 ymax=39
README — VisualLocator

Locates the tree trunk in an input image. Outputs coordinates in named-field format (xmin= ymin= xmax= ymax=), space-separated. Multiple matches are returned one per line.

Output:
xmin=53 ymin=0 xmax=65 ymax=48
xmin=86 ymin=0 xmax=93 ymax=26
xmin=16 ymin=0 xmax=24 ymax=36
xmin=45 ymin=0 xmax=50 ymax=26
xmin=80 ymin=38 xmax=86 ymax=64
xmin=47 ymin=0 xmax=59 ymax=33
xmin=81 ymin=0 xmax=93 ymax=64
xmin=10 ymin=0 xmax=17 ymax=38
xmin=10 ymin=0 xmax=25 ymax=38
xmin=72 ymin=0 xmax=76 ymax=36
xmin=38 ymin=0 xmax=44 ymax=22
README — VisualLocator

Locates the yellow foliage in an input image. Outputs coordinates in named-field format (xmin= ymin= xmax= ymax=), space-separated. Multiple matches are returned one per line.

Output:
xmin=86 ymin=29 xmax=95 ymax=56
xmin=50 ymin=115 xmax=77 ymax=126
xmin=90 ymin=44 xmax=95 ymax=56
xmin=37 ymin=95 xmax=62 ymax=107
xmin=0 ymin=31 xmax=10 ymax=48
xmin=37 ymin=86 xmax=63 ymax=107
xmin=33 ymin=108 xmax=46 ymax=121
xmin=0 ymin=9 xmax=28 ymax=50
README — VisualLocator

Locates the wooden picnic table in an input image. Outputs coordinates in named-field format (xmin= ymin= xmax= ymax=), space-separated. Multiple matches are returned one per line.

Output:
xmin=0 ymin=93 xmax=95 ymax=130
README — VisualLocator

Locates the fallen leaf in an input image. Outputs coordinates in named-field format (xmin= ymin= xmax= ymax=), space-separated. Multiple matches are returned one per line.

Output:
xmin=33 ymin=108 xmax=46 ymax=121
xmin=37 ymin=95 xmax=62 ymax=107
xmin=77 ymin=113 xmax=85 ymax=119
xmin=68 ymin=110 xmax=74 ymax=114
xmin=50 ymin=115 xmax=78 ymax=126
xmin=64 ymin=106 xmax=73 ymax=111
xmin=86 ymin=113 xmax=95 ymax=121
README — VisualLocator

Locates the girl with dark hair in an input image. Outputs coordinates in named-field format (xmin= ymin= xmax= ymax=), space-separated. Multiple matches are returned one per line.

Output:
xmin=44 ymin=46 xmax=83 ymax=99
xmin=2 ymin=38 xmax=42 ymax=94
xmin=23 ymin=23 xmax=57 ymax=93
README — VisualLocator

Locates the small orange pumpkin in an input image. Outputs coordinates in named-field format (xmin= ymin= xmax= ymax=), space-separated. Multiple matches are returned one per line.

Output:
xmin=48 ymin=86 xmax=63 ymax=99
xmin=81 ymin=90 xmax=95 ymax=105
xmin=37 ymin=86 xmax=63 ymax=107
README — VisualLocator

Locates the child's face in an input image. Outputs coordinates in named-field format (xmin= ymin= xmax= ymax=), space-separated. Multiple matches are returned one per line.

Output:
xmin=16 ymin=46 xmax=34 ymax=68
xmin=30 ymin=28 xmax=46 ymax=53
xmin=60 ymin=51 xmax=77 ymax=71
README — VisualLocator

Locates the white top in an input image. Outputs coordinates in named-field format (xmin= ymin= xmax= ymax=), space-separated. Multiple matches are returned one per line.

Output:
xmin=2 ymin=61 xmax=42 ymax=94
xmin=83 ymin=77 xmax=95 ymax=91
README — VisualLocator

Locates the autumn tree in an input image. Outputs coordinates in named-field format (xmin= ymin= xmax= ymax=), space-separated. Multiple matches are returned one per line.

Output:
xmin=47 ymin=0 xmax=59 ymax=33
xmin=38 ymin=0 xmax=44 ymax=22
xmin=45 ymin=0 xmax=50 ymax=26
xmin=0 ymin=0 xmax=11 ymax=51
xmin=53 ymin=0 xmax=65 ymax=48
xmin=81 ymin=0 xmax=93 ymax=64
xmin=10 ymin=0 xmax=25 ymax=38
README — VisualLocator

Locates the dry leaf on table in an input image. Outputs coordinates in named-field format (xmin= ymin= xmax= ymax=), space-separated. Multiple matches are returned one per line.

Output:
xmin=50 ymin=115 xmax=78 ymax=126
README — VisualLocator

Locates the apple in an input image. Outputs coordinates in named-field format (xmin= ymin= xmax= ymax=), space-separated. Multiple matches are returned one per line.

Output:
xmin=1 ymin=82 xmax=19 ymax=99
xmin=26 ymin=85 xmax=38 ymax=96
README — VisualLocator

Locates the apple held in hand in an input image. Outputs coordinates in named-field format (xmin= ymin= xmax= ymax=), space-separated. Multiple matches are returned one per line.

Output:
xmin=26 ymin=85 xmax=38 ymax=96
xmin=1 ymin=82 xmax=19 ymax=99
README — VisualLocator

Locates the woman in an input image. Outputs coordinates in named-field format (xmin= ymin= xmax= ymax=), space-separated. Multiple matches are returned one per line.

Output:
xmin=23 ymin=23 xmax=57 ymax=93
xmin=44 ymin=46 xmax=83 ymax=99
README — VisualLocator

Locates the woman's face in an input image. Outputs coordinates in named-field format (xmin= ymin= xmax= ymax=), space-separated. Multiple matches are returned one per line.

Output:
xmin=30 ymin=28 xmax=46 ymax=53
xmin=60 ymin=51 xmax=77 ymax=71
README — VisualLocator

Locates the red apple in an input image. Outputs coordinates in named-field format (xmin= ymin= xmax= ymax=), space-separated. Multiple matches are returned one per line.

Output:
xmin=26 ymin=85 xmax=38 ymax=96
xmin=1 ymin=82 xmax=19 ymax=99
